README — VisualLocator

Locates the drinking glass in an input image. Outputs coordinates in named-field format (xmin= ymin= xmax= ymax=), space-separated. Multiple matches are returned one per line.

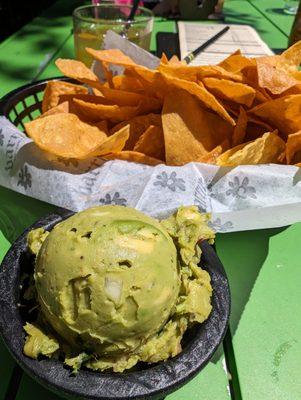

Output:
xmin=73 ymin=4 xmax=154 ymax=67
xmin=284 ymin=0 xmax=298 ymax=15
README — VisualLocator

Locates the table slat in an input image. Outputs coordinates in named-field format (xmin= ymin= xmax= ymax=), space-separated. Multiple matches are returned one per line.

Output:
xmin=248 ymin=0 xmax=295 ymax=38
xmin=0 ymin=187 xmax=57 ymax=243
xmin=216 ymin=226 xmax=301 ymax=399
xmin=224 ymin=0 xmax=288 ymax=50
xmin=166 ymin=357 xmax=230 ymax=400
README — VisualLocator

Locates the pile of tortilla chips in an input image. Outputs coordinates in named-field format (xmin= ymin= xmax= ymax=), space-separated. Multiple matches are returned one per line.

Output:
xmin=24 ymin=42 xmax=301 ymax=167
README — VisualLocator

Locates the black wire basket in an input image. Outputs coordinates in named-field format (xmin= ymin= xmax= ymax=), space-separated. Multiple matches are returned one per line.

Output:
xmin=0 ymin=77 xmax=72 ymax=131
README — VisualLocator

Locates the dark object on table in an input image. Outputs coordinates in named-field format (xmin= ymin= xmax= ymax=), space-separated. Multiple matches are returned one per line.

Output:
xmin=179 ymin=0 xmax=218 ymax=19
xmin=289 ymin=0 xmax=301 ymax=46
xmin=153 ymin=0 xmax=218 ymax=19
xmin=152 ymin=26 xmax=229 ymax=63
xmin=208 ymin=0 xmax=225 ymax=20
xmin=183 ymin=25 xmax=230 ymax=63
xmin=0 ymin=209 xmax=230 ymax=400
xmin=156 ymin=32 xmax=180 ymax=59
xmin=152 ymin=0 xmax=179 ymax=17
xmin=143 ymin=0 xmax=161 ymax=10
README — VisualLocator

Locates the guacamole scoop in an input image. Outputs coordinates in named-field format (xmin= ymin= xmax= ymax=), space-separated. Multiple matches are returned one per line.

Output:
xmin=25 ymin=206 xmax=214 ymax=373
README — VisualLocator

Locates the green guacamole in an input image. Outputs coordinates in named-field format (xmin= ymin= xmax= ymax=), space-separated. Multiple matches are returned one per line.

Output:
xmin=24 ymin=205 xmax=214 ymax=373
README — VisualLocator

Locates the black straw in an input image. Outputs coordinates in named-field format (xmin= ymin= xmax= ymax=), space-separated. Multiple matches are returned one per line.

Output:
xmin=120 ymin=0 xmax=140 ymax=37
xmin=184 ymin=26 xmax=230 ymax=64
xmin=128 ymin=0 xmax=140 ymax=22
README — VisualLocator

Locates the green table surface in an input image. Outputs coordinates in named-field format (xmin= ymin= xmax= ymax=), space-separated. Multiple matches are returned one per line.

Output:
xmin=0 ymin=1 xmax=300 ymax=399
xmin=248 ymin=0 xmax=296 ymax=38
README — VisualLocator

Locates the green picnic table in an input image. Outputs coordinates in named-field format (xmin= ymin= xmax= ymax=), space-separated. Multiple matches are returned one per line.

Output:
xmin=1 ymin=1 xmax=301 ymax=399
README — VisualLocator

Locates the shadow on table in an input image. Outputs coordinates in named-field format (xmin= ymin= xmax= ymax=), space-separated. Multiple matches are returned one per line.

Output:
xmin=0 ymin=17 xmax=72 ymax=86
xmin=0 ymin=0 xmax=82 ymax=92
xmin=211 ymin=227 xmax=291 ymax=366
xmin=216 ymin=226 xmax=289 ymax=340
xmin=266 ymin=7 xmax=291 ymax=15
xmin=224 ymin=9 xmax=276 ymax=38
xmin=0 ymin=186 xmax=56 ymax=244
xmin=214 ymin=226 xmax=290 ymax=398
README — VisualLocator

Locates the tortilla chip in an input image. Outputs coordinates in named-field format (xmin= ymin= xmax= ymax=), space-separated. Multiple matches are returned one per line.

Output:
xmin=138 ymin=100 xmax=163 ymax=115
xmin=279 ymin=41 xmax=301 ymax=72
xmin=110 ymin=113 xmax=162 ymax=150
xmin=202 ymin=77 xmax=256 ymax=107
xmin=126 ymin=68 xmax=164 ymax=100
xmin=256 ymin=58 xmax=299 ymax=95
xmin=94 ymin=86 xmax=141 ymax=106
xmin=245 ymin=116 xmax=275 ymax=142
xmin=107 ymin=75 xmax=121 ymax=90
xmin=133 ymin=125 xmax=165 ymax=160
xmin=102 ymin=61 xmax=114 ymax=88
xmin=55 ymin=59 xmax=100 ymax=88
xmin=158 ymin=63 xmax=242 ymax=82
xmin=162 ymin=92 xmax=208 ymax=165
xmin=104 ymin=151 xmax=162 ymax=166
xmin=97 ymin=86 xmax=161 ymax=112
xmin=197 ymin=143 xmax=227 ymax=164
xmin=60 ymin=93 xmax=113 ymax=105
xmin=162 ymin=90 xmax=233 ymax=165
xmin=71 ymin=91 xmax=160 ymax=122
xmin=25 ymin=113 xmax=108 ymax=159
xmin=244 ymin=124 xmax=268 ymax=142
xmin=160 ymin=53 xmax=169 ymax=65
xmin=249 ymin=95 xmax=301 ymax=137
xmin=93 ymin=85 xmax=162 ymax=113
xmin=286 ymin=131 xmax=301 ymax=164
xmin=281 ymin=83 xmax=301 ymax=96
xmin=86 ymin=48 xmax=137 ymax=68
xmin=232 ymin=107 xmax=248 ymax=146
xmin=219 ymin=52 xmax=255 ymax=74
xmin=217 ymin=131 xmax=285 ymax=166
xmin=291 ymin=70 xmax=301 ymax=81
xmin=91 ymin=88 xmax=105 ymax=96
xmin=93 ymin=120 xmax=109 ymax=135
xmin=91 ymin=125 xmax=129 ymax=157
xmin=128 ymin=67 xmax=160 ymax=83
xmin=72 ymin=98 xmax=139 ymax=123
xmin=168 ymin=55 xmax=184 ymax=65
xmin=110 ymin=75 xmax=144 ymax=92
xmin=40 ymin=101 xmax=70 ymax=118
xmin=256 ymin=43 xmax=301 ymax=94
xmin=247 ymin=115 xmax=274 ymax=131
xmin=42 ymin=80 xmax=88 ymax=113
xmin=161 ymin=74 xmax=235 ymax=125
xmin=254 ymin=89 xmax=271 ymax=104
xmin=219 ymin=52 xmax=259 ymax=89
xmin=220 ymin=100 xmax=240 ymax=117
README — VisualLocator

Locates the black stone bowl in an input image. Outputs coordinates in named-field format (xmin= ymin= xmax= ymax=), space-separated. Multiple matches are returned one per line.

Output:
xmin=0 ymin=208 xmax=230 ymax=400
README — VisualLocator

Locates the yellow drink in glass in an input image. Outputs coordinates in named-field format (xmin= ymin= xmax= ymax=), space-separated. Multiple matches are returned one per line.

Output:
xmin=73 ymin=4 xmax=153 ymax=67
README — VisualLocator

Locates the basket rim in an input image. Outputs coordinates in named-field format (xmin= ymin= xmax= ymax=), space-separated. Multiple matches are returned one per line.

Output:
xmin=0 ymin=76 xmax=71 ymax=117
